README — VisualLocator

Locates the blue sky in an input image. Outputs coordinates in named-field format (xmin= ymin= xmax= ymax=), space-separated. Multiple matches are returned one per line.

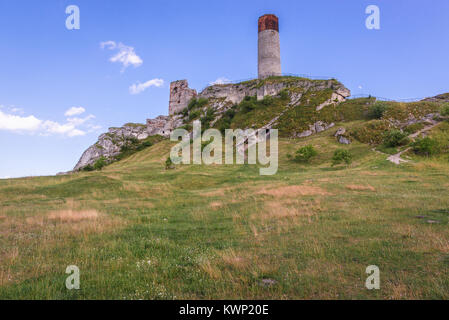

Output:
xmin=1 ymin=0 xmax=448 ymax=178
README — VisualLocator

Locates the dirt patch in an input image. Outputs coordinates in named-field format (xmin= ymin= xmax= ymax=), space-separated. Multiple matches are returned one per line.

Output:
xmin=257 ymin=185 xmax=330 ymax=197
xmin=345 ymin=184 xmax=376 ymax=192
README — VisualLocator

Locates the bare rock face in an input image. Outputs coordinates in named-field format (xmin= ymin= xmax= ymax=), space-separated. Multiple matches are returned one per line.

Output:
xmin=334 ymin=127 xmax=351 ymax=144
xmin=337 ymin=135 xmax=351 ymax=145
xmin=199 ymin=78 xmax=350 ymax=106
xmin=73 ymin=115 xmax=183 ymax=171
xmin=297 ymin=121 xmax=335 ymax=138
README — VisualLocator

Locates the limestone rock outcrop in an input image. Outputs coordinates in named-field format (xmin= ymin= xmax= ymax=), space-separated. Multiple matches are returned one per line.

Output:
xmin=73 ymin=115 xmax=183 ymax=171
xmin=198 ymin=78 xmax=350 ymax=107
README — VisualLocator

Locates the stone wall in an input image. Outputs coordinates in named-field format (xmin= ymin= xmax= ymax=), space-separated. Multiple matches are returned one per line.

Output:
xmin=169 ymin=80 xmax=197 ymax=115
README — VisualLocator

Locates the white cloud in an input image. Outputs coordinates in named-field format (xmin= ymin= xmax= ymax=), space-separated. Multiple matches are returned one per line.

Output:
xmin=101 ymin=41 xmax=143 ymax=71
xmin=129 ymin=79 xmax=164 ymax=95
xmin=66 ymin=114 xmax=95 ymax=126
xmin=0 ymin=110 xmax=42 ymax=131
xmin=65 ymin=106 xmax=85 ymax=117
xmin=100 ymin=41 xmax=117 ymax=50
xmin=0 ymin=108 xmax=98 ymax=138
xmin=210 ymin=77 xmax=231 ymax=85
xmin=358 ymin=85 xmax=363 ymax=90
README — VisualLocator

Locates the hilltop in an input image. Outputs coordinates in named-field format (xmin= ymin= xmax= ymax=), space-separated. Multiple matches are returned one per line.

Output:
xmin=73 ymin=76 xmax=448 ymax=172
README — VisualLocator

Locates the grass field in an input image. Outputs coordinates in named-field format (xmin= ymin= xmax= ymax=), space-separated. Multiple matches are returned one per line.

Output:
xmin=1 ymin=121 xmax=449 ymax=299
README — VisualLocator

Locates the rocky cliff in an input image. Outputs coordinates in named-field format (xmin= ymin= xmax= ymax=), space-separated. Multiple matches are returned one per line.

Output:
xmin=73 ymin=76 xmax=351 ymax=171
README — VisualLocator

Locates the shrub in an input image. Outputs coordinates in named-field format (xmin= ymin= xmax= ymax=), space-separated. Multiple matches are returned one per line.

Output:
xmin=383 ymin=130 xmax=410 ymax=147
xmin=93 ymin=157 xmax=107 ymax=171
xmin=411 ymin=137 xmax=440 ymax=156
xmin=200 ymin=108 xmax=216 ymax=130
xmin=184 ymin=98 xmax=209 ymax=118
xmin=165 ymin=156 xmax=175 ymax=170
xmin=240 ymin=96 xmax=257 ymax=113
xmin=279 ymin=89 xmax=289 ymax=101
xmin=367 ymin=102 xmax=389 ymax=119
xmin=441 ymin=103 xmax=449 ymax=117
xmin=187 ymin=98 xmax=197 ymax=111
xmin=291 ymin=145 xmax=317 ymax=163
xmin=332 ymin=149 xmax=352 ymax=166
xmin=188 ymin=110 xmax=201 ymax=121
xmin=261 ymin=95 xmax=274 ymax=106
xmin=82 ymin=165 xmax=94 ymax=172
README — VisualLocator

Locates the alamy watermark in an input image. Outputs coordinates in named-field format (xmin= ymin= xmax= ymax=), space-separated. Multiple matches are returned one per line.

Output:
xmin=66 ymin=5 xmax=80 ymax=30
xmin=365 ymin=265 xmax=380 ymax=290
xmin=170 ymin=120 xmax=278 ymax=175
xmin=365 ymin=5 xmax=380 ymax=30
xmin=65 ymin=265 xmax=80 ymax=290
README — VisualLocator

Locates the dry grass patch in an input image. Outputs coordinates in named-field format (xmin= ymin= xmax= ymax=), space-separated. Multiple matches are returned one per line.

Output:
xmin=199 ymin=260 xmax=222 ymax=280
xmin=209 ymin=201 xmax=223 ymax=209
xmin=256 ymin=185 xmax=330 ymax=197
xmin=218 ymin=249 xmax=249 ymax=270
xmin=47 ymin=209 xmax=99 ymax=222
xmin=345 ymin=184 xmax=376 ymax=192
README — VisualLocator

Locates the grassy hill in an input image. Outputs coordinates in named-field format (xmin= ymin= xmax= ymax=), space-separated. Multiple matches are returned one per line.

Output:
xmin=1 ymin=117 xmax=449 ymax=299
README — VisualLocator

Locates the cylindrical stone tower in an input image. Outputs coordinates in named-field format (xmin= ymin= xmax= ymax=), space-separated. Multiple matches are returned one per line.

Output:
xmin=258 ymin=14 xmax=281 ymax=79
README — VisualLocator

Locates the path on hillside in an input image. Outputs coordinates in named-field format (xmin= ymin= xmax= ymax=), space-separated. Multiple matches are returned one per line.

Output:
xmin=386 ymin=120 xmax=440 ymax=165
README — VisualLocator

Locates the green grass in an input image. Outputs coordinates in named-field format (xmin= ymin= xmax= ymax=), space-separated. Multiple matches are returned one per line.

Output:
xmin=1 ymin=124 xmax=449 ymax=299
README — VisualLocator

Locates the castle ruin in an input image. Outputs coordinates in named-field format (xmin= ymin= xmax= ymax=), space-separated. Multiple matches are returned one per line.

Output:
xmin=168 ymin=14 xmax=282 ymax=115
xmin=168 ymin=80 xmax=197 ymax=116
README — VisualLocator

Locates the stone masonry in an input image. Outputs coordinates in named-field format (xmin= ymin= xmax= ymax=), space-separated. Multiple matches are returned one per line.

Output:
xmin=169 ymin=80 xmax=197 ymax=115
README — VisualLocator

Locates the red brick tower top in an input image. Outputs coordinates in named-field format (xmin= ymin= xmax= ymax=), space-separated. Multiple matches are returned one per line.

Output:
xmin=258 ymin=14 xmax=279 ymax=33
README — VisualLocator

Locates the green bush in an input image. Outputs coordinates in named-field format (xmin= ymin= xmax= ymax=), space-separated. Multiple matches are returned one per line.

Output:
xmin=93 ymin=157 xmax=107 ymax=171
xmin=332 ymin=149 xmax=352 ymax=166
xmin=290 ymin=145 xmax=318 ymax=163
xmin=279 ymin=89 xmax=289 ymax=101
xmin=188 ymin=110 xmax=201 ymax=121
xmin=240 ymin=96 xmax=257 ymax=113
xmin=261 ymin=95 xmax=274 ymax=106
xmin=411 ymin=137 xmax=441 ymax=156
xmin=383 ymin=130 xmax=410 ymax=147
xmin=165 ymin=156 xmax=175 ymax=170
xmin=217 ymin=108 xmax=236 ymax=133
xmin=200 ymin=108 xmax=216 ymax=130
xmin=367 ymin=102 xmax=389 ymax=119
xmin=441 ymin=103 xmax=449 ymax=117
xmin=82 ymin=165 xmax=94 ymax=172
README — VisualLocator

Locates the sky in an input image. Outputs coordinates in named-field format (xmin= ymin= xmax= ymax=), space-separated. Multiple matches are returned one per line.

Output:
xmin=0 ymin=0 xmax=448 ymax=178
